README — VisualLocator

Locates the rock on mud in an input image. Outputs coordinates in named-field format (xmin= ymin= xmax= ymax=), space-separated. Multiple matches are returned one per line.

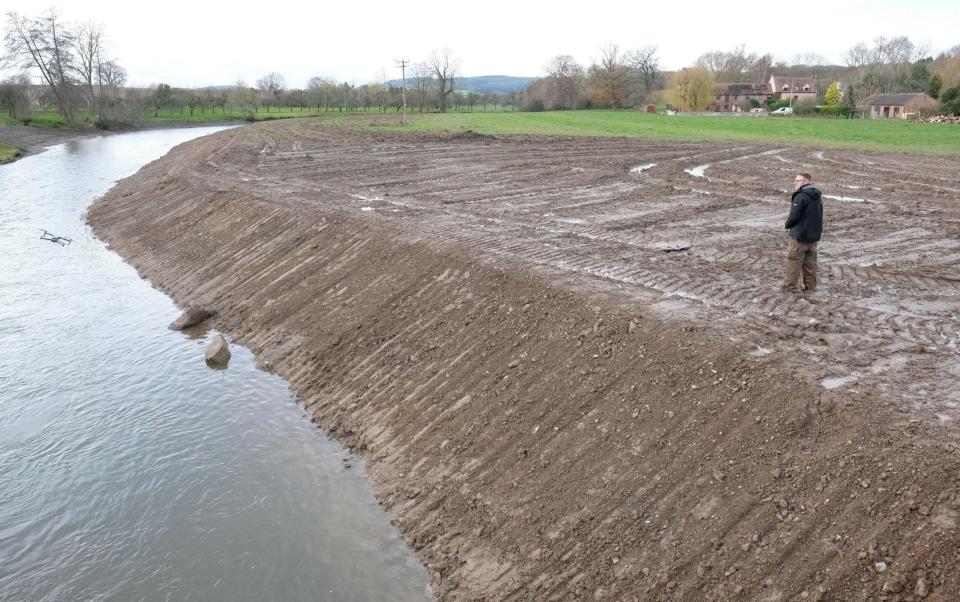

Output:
xmin=205 ymin=334 xmax=231 ymax=366
xmin=169 ymin=307 xmax=213 ymax=331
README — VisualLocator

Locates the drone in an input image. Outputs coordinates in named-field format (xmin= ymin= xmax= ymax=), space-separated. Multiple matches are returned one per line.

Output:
xmin=40 ymin=229 xmax=72 ymax=246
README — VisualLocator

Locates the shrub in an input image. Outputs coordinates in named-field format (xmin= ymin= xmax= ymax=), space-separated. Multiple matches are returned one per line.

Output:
xmin=525 ymin=98 xmax=546 ymax=112
xmin=940 ymin=85 xmax=960 ymax=116
xmin=815 ymin=106 xmax=854 ymax=118
xmin=793 ymin=99 xmax=818 ymax=116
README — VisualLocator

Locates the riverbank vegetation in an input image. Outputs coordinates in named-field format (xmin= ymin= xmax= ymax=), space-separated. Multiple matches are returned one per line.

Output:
xmin=0 ymin=141 xmax=19 ymax=161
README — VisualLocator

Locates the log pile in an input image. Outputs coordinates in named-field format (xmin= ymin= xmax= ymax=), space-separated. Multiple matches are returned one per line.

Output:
xmin=922 ymin=115 xmax=960 ymax=124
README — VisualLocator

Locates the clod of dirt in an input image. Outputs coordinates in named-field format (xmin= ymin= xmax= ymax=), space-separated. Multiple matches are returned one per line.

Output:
xmin=169 ymin=307 xmax=213 ymax=331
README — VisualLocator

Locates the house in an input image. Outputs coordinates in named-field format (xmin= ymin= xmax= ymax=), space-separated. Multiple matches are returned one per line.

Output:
xmin=709 ymin=83 xmax=772 ymax=112
xmin=858 ymin=93 xmax=938 ymax=119
xmin=769 ymin=76 xmax=817 ymax=104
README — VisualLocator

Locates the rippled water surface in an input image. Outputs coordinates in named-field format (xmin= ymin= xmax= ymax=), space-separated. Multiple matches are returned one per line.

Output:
xmin=0 ymin=128 xmax=430 ymax=601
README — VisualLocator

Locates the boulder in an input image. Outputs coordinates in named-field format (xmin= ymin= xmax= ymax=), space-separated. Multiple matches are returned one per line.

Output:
xmin=205 ymin=334 xmax=231 ymax=366
xmin=169 ymin=307 xmax=212 ymax=331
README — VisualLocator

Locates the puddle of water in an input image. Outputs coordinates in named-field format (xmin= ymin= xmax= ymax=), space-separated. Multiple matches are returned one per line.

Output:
xmin=684 ymin=164 xmax=710 ymax=178
xmin=821 ymin=373 xmax=861 ymax=389
xmin=0 ymin=129 xmax=429 ymax=601
xmin=824 ymin=194 xmax=879 ymax=204
xmin=630 ymin=163 xmax=657 ymax=173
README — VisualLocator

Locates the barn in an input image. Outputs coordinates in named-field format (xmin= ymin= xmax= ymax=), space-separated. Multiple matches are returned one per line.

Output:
xmin=859 ymin=93 xmax=939 ymax=119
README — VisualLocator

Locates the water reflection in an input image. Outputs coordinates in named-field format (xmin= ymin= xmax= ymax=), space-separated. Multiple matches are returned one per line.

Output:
xmin=0 ymin=127 xmax=430 ymax=602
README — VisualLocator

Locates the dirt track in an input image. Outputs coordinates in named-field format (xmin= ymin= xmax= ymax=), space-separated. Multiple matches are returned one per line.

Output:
xmin=89 ymin=120 xmax=960 ymax=600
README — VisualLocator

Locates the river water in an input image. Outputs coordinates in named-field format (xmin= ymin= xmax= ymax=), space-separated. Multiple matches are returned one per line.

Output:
xmin=0 ymin=128 xmax=430 ymax=601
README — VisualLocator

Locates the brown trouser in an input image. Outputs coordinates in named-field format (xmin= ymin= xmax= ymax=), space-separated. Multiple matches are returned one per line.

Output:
xmin=783 ymin=239 xmax=818 ymax=291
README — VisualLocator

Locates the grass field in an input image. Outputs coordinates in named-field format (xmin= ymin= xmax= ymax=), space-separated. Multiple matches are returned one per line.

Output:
xmin=0 ymin=141 xmax=21 ymax=162
xmin=365 ymin=110 xmax=960 ymax=156
xmin=5 ymin=108 xmax=959 ymax=156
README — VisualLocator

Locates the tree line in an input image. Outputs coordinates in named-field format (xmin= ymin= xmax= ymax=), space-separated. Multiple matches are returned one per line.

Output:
xmin=2 ymin=9 xmax=129 ymax=126
xmin=519 ymin=39 xmax=960 ymax=115
xmin=4 ymin=8 xmax=960 ymax=125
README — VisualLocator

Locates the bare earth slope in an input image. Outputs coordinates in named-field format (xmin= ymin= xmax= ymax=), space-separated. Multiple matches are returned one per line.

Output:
xmin=88 ymin=120 xmax=960 ymax=601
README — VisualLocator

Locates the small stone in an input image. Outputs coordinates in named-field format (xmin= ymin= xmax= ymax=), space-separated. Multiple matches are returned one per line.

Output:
xmin=874 ymin=561 xmax=888 ymax=573
xmin=741 ymin=543 xmax=751 ymax=552
xmin=915 ymin=576 xmax=929 ymax=597
xmin=628 ymin=320 xmax=638 ymax=334
xmin=508 ymin=359 xmax=520 ymax=369
xmin=713 ymin=468 xmax=726 ymax=482
xmin=611 ymin=556 xmax=620 ymax=565
xmin=881 ymin=578 xmax=902 ymax=593
xmin=918 ymin=505 xmax=930 ymax=517
xmin=204 ymin=334 xmax=231 ymax=366
xmin=861 ymin=480 xmax=870 ymax=489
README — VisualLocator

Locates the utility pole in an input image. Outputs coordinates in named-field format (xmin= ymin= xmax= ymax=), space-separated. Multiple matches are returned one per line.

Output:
xmin=395 ymin=58 xmax=409 ymax=126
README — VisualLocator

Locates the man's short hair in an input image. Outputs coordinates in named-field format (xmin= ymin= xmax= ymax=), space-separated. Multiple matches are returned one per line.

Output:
xmin=797 ymin=172 xmax=812 ymax=181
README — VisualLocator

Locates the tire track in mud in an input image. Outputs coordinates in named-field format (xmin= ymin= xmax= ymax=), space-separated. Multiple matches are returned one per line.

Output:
xmin=201 ymin=127 xmax=960 ymax=426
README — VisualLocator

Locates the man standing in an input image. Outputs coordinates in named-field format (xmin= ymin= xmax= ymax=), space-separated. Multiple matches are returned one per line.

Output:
xmin=783 ymin=172 xmax=823 ymax=292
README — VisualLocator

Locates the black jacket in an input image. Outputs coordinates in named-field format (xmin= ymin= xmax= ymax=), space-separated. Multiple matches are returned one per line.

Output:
xmin=785 ymin=185 xmax=823 ymax=243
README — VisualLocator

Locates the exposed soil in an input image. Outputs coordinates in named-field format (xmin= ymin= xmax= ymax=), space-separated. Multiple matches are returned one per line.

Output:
xmin=0 ymin=124 xmax=89 ymax=159
xmin=88 ymin=120 xmax=960 ymax=601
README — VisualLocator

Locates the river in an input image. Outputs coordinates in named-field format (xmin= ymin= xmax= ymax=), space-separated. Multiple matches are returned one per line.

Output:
xmin=0 ymin=127 xmax=430 ymax=601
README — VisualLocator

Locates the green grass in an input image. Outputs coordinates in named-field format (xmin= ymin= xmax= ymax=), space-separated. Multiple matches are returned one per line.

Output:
xmin=0 ymin=111 xmax=82 ymax=128
xmin=0 ymin=141 xmax=21 ymax=162
xmin=7 ymin=108 xmax=958 ymax=155
xmin=362 ymin=110 xmax=960 ymax=156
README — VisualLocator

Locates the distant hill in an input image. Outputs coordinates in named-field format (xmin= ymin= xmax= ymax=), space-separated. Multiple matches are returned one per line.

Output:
xmin=387 ymin=75 xmax=537 ymax=94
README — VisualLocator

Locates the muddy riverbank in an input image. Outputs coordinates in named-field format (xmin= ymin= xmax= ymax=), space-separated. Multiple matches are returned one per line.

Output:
xmin=88 ymin=120 xmax=960 ymax=600
xmin=0 ymin=121 xmax=243 ymax=162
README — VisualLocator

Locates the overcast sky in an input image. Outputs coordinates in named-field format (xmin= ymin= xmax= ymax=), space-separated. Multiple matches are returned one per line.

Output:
xmin=1 ymin=0 xmax=957 ymax=88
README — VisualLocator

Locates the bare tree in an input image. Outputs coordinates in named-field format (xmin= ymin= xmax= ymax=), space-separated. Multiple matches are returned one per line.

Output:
xmin=428 ymin=49 xmax=458 ymax=112
xmin=544 ymin=54 xmax=583 ymax=109
xmin=228 ymin=80 xmax=256 ymax=113
xmin=626 ymin=46 xmax=660 ymax=103
xmin=749 ymin=53 xmax=775 ymax=83
xmin=791 ymin=52 xmax=828 ymax=66
xmin=74 ymin=21 xmax=103 ymax=109
xmin=696 ymin=51 xmax=728 ymax=74
xmin=3 ymin=9 xmax=79 ymax=126
xmin=590 ymin=43 xmax=630 ymax=108
xmin=306 ymin=76 xmax=335 ymax=111
xmin=412 ymin=62 xmax=433 ymax=112
xmin=256 ymin=72 xmax=286 ymax=111
xmin=98 ymin=60 xmax=126 ymax=88
xmin=846 ymin=36 xmax=925 ymax=96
